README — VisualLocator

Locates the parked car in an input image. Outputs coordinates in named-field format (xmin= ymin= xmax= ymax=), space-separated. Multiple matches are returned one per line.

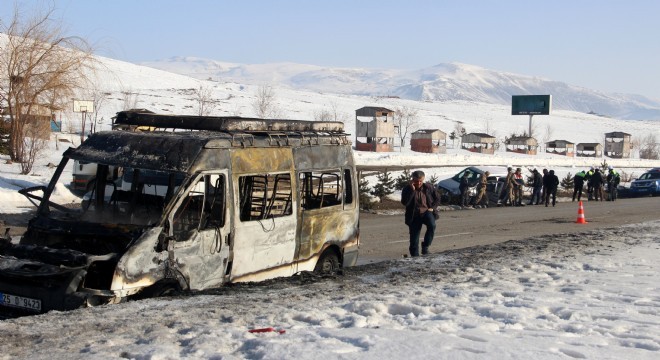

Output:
xmin=436 ymin=166 xmax=508 ymax=205
xmin=629 ymin=168 xmax=660 ymax=197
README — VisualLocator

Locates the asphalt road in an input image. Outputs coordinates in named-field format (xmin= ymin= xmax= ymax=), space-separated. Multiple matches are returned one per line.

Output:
xmin=357 ymin=196 xmax=659 ymax=264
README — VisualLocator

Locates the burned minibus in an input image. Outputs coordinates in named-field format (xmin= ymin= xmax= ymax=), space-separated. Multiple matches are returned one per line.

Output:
xmin=0 ymin=110 xmax=359 ymax=314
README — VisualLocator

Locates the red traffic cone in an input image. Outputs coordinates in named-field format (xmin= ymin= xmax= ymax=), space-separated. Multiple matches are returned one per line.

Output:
xmin=575 ymin=201 xmax=588 ymax=224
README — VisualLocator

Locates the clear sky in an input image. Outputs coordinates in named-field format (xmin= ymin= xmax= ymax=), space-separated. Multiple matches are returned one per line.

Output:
xmin=3 ymin=0 xmax=660 ymax=100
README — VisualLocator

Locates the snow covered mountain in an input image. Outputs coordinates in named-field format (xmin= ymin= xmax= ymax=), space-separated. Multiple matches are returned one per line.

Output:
xmin=142 ymin=57 xmax=660 ymax=121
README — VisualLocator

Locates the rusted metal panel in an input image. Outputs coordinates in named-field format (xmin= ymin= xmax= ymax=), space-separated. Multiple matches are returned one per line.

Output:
xmin=67 ymin=131 xmax=207 ymax=172
xmin=292 ymin=145 xmax=353 ymax=170
xmin=114 ymin=110 xmax=344 ymax=132
xmin=231 ymin=147 xmax=294 ymax=174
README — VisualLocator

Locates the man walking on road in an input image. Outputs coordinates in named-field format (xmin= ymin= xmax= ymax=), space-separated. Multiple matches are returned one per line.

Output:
xmin=401 ymin=170 xmax=441 ymax=257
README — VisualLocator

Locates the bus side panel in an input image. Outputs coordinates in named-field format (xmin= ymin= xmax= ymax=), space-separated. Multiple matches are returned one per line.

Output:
xmin=228 ymin=148 xmax=298 ymax=282
xmin=293 ymin=145 xmax=359 ymax=271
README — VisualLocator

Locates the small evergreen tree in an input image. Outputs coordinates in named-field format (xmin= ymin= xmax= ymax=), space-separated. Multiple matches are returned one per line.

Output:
xmin=600 ymin=160 xmax=609 ymax=172
xmin=371 ymin=171 xmax=395 ymax=201
xmin=428 ymin=174 xmax=439 ymax=185
xmin=358 ymin=176 xmax=373 ymax=210
xmin=561 ymin=172 xmax=574 ymax=192
xmin=394 ymin=169 xmax=411 ymax=190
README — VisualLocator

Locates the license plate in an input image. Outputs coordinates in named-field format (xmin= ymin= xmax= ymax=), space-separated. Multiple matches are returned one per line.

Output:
xmin=0 ymin=292 xmax=42 ymax=312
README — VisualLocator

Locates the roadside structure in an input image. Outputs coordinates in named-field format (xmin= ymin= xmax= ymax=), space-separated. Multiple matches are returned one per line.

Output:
xmin=545 ymin=140 xmax=575 ymax=156
xmin=355 ymin=106 xmax=395 ymax=152
xmin=505 ymin=136 xmax=538 ymax=155
xmin=604 ymin=131 xmax=632 ymax=158
xmin=461 ymin=133 xmax=496 ymax=154
xmin=410 ymin=129 xmax=447 ymax=154
xmin=576 ymin=143 xmax=603 ymax=157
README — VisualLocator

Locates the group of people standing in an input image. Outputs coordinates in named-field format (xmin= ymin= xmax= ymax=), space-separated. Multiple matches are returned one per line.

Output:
xmin=401 ymin=166 xmax=622 ymax=258
xmin=572 ymin=166 xmax=620 ymax=202
xmin=496 ymin=167 xmax=560 ymax=207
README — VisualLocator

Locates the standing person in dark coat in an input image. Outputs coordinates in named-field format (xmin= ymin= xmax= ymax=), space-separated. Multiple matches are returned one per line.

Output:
xmin=541 ymin=168 xmax=549 ymax=204
xmin=573 ymin=170 xmax=587 ymax=202
xmin=528 ymin=169 xmax=543 ymax=205
xmin=459 ymin=172 xmax=471 ymax=207
xmin=543 ymin=169 xmax=559 ymax=207
xmin=591 ymin=168 xmax=604 ymax=201
xmin=606 ymin=167 xmax=621 ymax=201
xmin=586 ymin=167 xmax=595 ymax=200
xmin=401 ymin=170 xmax=441 ymax=257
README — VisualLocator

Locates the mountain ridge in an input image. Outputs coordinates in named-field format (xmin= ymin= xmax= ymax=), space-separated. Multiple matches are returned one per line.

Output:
xmin=141 ymin=57 xmax=660 ymax=121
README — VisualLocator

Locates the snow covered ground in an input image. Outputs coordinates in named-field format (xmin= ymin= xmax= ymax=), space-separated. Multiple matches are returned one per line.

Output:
xmin=0 ymin=221 xmax=658 ymax=359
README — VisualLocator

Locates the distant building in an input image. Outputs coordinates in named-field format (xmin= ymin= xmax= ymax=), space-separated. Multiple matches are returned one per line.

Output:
xmin=604 ymin=131 xmax=632 ymax=158
xmin=576 ymin=143 xmax=603 ymax=157
xmin=505 ymin=136 xmax=538 ymax=155
xmin=545 ymin=140 xmax=575 ymax=157
xmin=1 ymin=103 xmax=58 ymax=139
xmin=410 ymin=129 xmax=447 ymax=154
xmin=354 ymin=106 xmax=395 ymax=152
xmin=461 ymin=133 xmax=496 ymax=155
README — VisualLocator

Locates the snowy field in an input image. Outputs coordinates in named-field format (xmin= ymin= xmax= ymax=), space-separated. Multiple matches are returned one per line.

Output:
xmin=0 ymin=221 xmax=658 ymax=359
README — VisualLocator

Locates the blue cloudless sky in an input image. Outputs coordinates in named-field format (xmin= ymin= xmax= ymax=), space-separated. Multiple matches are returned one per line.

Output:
xmin=3 ymin=0 xmax=660 ymax=100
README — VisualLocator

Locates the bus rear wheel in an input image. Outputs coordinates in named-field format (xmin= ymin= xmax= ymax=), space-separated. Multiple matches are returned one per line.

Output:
xmin=314 ymin=250 xmax=340 ymax=274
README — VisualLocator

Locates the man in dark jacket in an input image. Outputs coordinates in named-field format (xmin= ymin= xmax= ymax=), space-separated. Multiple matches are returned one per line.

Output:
xmin=401 ymin=170 xmax=441 ymax=257
xmin=543 ymin=169 xmax=560 ymax=207
xmin=591 ymin=168 xmax=604 ymax=201
xmin=528 ymin=169 xmax=543 ymax=205
xmin=573 ymin=170 xmax=587 ymax=202
xmin=459 ymin=171 xmax=471 ymax=207
xmin=606 ymin=167 xmax=621 ymax=201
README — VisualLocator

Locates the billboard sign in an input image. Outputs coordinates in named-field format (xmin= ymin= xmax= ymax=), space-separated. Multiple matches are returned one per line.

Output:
xmin=511 ymin=95 xmax=551 ymax=115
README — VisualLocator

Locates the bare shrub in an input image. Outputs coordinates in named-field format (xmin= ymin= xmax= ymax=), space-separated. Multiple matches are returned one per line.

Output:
xmin=252 ymin=84 xmax=280 ymax=118
xmin=193 ymin=84 xmax=217 ymax=116
xmin=639 ymin=134 xmax=659 ymax=160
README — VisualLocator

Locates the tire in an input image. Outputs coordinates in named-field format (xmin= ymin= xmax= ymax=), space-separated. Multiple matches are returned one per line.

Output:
xmin=314 ymin=250 xmax=340 ymax=274
xmin=135 ymin=280 xmax=182 ymax=300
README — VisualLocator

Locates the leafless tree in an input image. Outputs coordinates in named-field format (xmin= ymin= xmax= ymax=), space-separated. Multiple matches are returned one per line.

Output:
xmin=328 ymin=100 xmax=350 ymax=123
xmin=542 ymin=124 xmax=553 ymax=143
xmin=252 ymin=84 xmax=280 ymax=118
xmin=481 ymin=118 xmax=494 ymax=136
xmin=193 ymin=84 xmax=217 ymax=116
xmin=88 ymin=89 xmax=108 ymax=133
xmin=639 ymin=133 xmax=659 ymax=160
xmin=314 ymin=101 xmax=350 ymax=124
xmin=314 ymin=109 xmax=333 ymax=122
xmin=120 ymin=87 xmax=141 ymax=110
xmin=394 ymin=105 xmax=419 ymax=151
xmin=19 ymin=120 xmax=49 ymax=174
xmin=0 ymin=4 xmax=96 ymax=173
xmin=451 ymin=121 xmax=466 ymax=148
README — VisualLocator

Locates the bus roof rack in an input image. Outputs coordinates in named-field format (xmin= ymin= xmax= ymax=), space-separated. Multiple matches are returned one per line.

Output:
xmin=113 ymin=110 xmax=345 ymax=133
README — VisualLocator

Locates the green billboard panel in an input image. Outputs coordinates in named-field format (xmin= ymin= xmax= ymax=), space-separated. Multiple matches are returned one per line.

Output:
xmin=511 ymin=95 xmax=552 ymax=115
